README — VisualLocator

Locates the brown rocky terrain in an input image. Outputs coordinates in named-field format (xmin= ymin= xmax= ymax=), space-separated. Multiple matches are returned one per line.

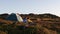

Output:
xmin=0 ymin=13 xmax=60 ymax=34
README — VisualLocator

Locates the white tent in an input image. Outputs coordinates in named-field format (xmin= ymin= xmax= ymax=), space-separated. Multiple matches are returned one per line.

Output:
xmin=6 ymin=13 xmax=23 ymax=22
xmin=16 ymin=13 xmax=23 ymax=22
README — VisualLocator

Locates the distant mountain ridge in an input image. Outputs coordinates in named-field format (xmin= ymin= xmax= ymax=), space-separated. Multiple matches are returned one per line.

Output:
xmin=0 ymin=13 xmax=59 ymax=19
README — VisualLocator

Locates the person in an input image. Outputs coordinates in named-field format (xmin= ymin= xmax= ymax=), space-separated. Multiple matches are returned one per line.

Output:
xmin=27 ymin=17 xmax=33 ymax=23
xmin=23 ymin=17 xmax=27 ymax=23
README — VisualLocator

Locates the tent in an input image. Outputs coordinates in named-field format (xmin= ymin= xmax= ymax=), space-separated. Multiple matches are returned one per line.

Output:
xmin=6 ymin=13 xmax=23 ymax=22
xmin=16 ymin=13 xmax=23 ymax=22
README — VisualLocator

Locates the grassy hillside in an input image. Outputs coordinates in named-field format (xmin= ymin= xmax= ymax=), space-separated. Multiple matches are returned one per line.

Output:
xmin=0 ymin=13 xmax=60 ymax=34
xmin=0 ymin=19 xmax=60 ymax=34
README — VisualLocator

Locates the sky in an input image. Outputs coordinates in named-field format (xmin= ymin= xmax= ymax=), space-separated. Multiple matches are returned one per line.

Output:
xmin=0 ymin=0 xmax=60 ymax=16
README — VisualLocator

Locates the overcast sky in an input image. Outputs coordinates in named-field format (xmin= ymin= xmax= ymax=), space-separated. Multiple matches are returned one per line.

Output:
xmin=0 ymin=0 xmax=60 ymax=16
